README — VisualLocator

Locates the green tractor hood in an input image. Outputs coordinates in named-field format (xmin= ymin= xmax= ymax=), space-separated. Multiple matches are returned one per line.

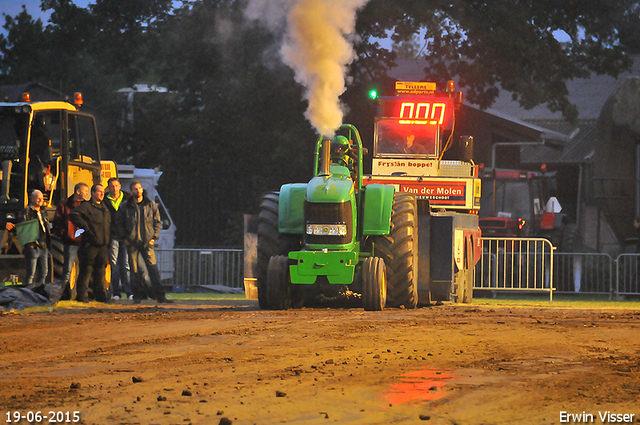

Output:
xmin=306 ymin=168 xmax=354 ymax=204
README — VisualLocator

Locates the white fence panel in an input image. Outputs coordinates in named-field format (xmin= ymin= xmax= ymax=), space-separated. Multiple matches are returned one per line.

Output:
xmin=475 ymin=238 xmax=555 ymax=302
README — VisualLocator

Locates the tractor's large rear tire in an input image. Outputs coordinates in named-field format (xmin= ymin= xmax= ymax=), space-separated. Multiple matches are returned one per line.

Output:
xmin=266 ymin=255 xmax=291 ymax=310
xmin=559 ymin=223 xmax=579 ymax=253
xmin=257 ymin=192 xmax=300 ymax=310
xmin=67 ymin=261 xmax=78 ymax=300
xmin=556 ymin=223 xmax=579 ymax=291
xmin=374 ymin=192 xmax=418 ymax=309
xmin=362 ymin=257 xmax=386 ymax=311
xmin=103 ymin=263 xmax=112 ymax=301
xmin=50 ymin=237 xmax=65 ymax=278
xmin=50 ymin=236 xmax=78 ymax=300
xmin=51 ymin=236 xmax=113 ymax=301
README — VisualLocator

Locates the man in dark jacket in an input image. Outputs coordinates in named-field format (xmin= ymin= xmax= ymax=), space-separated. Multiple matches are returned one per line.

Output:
xmin=105 ymin=177 xmax=131 ymax=300
xmin=70 ymin=184 xmax=111 ymax=302
xmin=52 ymin=182 xmax=89 ymax=296
xmin=19 ymin=190 xmax=51 ymax=287
xmin=116 ymin=180 xmax=172 ymax=304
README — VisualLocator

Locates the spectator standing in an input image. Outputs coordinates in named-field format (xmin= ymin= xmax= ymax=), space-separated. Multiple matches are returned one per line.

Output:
xmin=104 ymin=177 xmax=131 ymax=300
xmin=70 ymin=184 xmax=111 ymax=303
xmin=52 ymin=182 xmax=89 ymax=297
xmin=117 ymin=181 xmax=172 ymax=304
xmin=19 ymin=190 xmax=51 ymax=287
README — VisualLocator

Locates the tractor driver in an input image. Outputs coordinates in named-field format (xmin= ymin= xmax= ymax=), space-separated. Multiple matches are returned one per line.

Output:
xmin=330 ymin=135 xmax=358 ymax=181
xmin=394 ymin=134 xmax=428 ymax=154
xmin=330 ymin=136 xmax=350 ymax=166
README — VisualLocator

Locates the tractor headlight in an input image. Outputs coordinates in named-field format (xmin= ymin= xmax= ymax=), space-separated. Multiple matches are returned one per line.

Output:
xmin=306 ymin=224 xmax=347 ymax=237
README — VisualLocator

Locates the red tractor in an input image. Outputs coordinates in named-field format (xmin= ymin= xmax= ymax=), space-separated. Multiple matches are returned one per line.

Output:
xmin=479 ymin=168 xmax=578 ymax=252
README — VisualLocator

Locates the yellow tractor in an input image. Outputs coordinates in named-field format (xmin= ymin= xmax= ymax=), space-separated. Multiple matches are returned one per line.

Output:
xmin=0 ymin=92 xmax=117 ymax=298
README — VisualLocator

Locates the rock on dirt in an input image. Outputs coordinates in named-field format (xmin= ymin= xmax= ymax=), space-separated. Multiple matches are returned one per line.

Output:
xmin=1 ymin=302 xmax=640 ymax=424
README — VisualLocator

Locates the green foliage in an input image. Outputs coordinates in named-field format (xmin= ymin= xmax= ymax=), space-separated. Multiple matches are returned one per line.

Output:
xmin=354 ymin=0 xmax=635 ymax=122
xmin=619 ymin=4 xmax=640 ymax=53
xmin=0 ymin=7 xmax=51 ymax=84
xmin=0 ymin=0 xmax=637 ymax=245
xmin=122 ymin=0 xmax=316 ymax=246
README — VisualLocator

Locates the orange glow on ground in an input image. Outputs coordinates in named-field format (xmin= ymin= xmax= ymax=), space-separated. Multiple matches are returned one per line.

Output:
xmin=384 ymin=368 xmax=453 ymax=405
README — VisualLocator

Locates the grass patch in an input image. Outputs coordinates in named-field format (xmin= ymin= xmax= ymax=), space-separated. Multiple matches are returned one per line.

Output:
xmin=473 ymin=292 xmax=640 ymax=309
xmin=5 ymin=292 xmax=640 ymax=314
xmin=167 ymin=292 xmax=247 ymax=300
xmin=3 ymin=293 xmax=253 ymax=314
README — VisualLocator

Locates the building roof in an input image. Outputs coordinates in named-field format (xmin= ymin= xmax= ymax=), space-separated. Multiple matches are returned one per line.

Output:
xmin=520 ymin=119 xmax=597 ymax=164
xmin=488 ymin=56 xmax=640 ymax=121
xmin=474 ymin=107 xmax=571 ymax=144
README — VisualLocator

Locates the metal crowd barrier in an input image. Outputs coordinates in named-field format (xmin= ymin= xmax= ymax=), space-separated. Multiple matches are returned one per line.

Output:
xmin=475 ymin=238 xmax=555 ymax=302
xmin=475 ymin=240 xmax=640 ymax=300
xmin=152 ymin=246 xmax=640 ymax=300
xmin=155 ymin=248 xmax=243 ymax=289
xmin=554 ymin=253 xmax=614 ymax=297
xmin=616 ymin=254 xmax=640 ymax=300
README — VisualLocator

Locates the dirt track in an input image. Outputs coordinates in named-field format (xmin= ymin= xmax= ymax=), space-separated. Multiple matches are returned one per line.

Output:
xmin=1 ymin=299 xmax=640 ymax=425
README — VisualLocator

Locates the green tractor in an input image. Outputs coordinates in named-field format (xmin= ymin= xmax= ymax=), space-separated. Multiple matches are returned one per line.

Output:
xmin=256 ymin=124 xmax=418 ymax=311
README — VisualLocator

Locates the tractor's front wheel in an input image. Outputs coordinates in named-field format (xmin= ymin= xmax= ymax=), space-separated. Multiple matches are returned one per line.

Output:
xmin=362 ymin=257 xmax=386 ymax=311
xmin=266 ymin=255 xmax=292 ymax=310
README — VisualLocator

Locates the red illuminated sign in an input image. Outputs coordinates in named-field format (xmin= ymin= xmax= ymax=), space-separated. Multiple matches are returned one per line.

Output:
xmin=364 ymin=179 xmax=467 ymax=205
xmin=400 ymin=181 xmax=466 ymax=204
xmin=380 ymin=98 xmax=452 ymax=126
xmin=399 ymin=102 xmax=447 ymax=124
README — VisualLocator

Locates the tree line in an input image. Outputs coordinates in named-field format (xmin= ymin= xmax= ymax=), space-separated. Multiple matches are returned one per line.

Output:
xmin=1 ymin=0 xmax=638 ymax=246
